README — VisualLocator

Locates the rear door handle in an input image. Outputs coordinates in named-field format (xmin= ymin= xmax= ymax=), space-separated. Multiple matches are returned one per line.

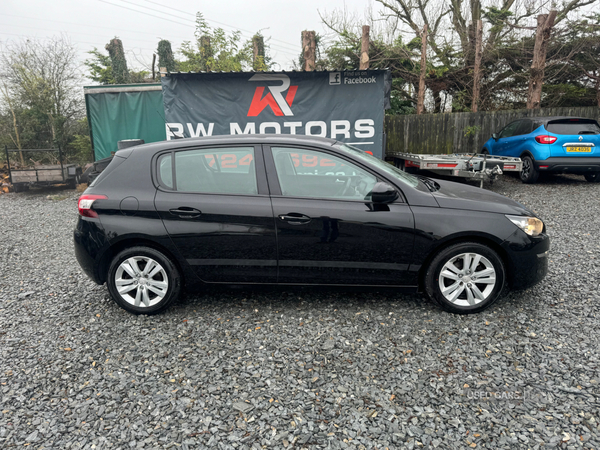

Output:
xmin=278 ymin=213 xmax=311 ymax=224
xmin=169 ymin=207 xmax=202 ymax=218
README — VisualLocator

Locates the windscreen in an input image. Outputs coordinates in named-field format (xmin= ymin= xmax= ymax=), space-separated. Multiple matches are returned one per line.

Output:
xmin=337 ymin=143 xmax=419 ymax=188
xmin=546 ymin=119 xmax=600 ymax=135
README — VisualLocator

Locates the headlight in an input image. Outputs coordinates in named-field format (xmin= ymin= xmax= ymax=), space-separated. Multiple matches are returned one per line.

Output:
xmin=506 ymin=215 xmax=544 ymax=236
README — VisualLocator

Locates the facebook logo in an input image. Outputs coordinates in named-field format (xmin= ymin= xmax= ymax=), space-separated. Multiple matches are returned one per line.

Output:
xmin=329 ymin=72 xmax=341 ymax=85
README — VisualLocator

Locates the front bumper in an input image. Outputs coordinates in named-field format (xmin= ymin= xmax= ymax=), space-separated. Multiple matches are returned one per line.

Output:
xmin=501 ymin=230 xmax=550 ymax=290
xmin=536 ymin=157 xmax=600 ymax=174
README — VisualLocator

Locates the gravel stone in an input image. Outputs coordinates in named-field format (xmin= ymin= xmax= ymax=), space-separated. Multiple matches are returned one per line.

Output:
xmin=1 ymin=175 xmax=600 ymax=449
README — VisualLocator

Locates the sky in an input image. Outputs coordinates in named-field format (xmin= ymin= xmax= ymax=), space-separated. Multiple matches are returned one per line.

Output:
xmin=0 ymin=0 xmax=381 ymax=80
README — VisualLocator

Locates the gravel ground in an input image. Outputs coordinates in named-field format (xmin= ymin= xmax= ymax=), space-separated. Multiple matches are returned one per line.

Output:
xmin=1 ymin=174 xmax=599 ymax=450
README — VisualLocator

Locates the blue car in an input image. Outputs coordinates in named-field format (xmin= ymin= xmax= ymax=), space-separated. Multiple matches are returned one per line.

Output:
xmin=481 ymin=116 xmax=600 ymax=184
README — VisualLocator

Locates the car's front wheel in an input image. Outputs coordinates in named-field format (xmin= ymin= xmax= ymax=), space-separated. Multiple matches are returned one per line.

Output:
xmin=520 ymin=155 xmax=539 ymax=184
xmin=107 ymin=246 xmax=181 ymax=314
xmin=425 ymin=242 xmax=506 ymax=314
xmin=584 ymin=172 xmax=600 ymax=183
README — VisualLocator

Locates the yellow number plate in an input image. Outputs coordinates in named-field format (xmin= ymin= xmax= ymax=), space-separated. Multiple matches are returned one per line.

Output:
xmin=566 ymin=147 xmax=591 ymax=153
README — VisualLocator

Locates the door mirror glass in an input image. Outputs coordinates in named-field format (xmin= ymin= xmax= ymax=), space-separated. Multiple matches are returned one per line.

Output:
xmin=492 ymin=133 xmax=499 ymax=141
xmin=367 ymin=182 xmax=398 ymax=203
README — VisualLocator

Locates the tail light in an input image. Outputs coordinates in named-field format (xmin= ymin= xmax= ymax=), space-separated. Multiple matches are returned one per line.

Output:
xmin=78 ymin=194 xmax=107 ymax=218
xmin=535 ymin=135 xmax=557 ymax=144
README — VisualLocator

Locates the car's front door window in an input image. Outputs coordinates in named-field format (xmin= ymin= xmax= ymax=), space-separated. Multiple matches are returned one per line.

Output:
xmin=271 ymin=147 xmax=377 ymax=200
xmin=498 ymin=121 xmax=520 ymax=139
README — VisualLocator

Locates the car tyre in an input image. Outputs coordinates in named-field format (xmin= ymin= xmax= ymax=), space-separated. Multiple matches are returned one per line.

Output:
xmin=425 ymin=242 xmax=506 ymax=314
xmin=584 ymin=172 xmax=600 ymax=183
xmin=107 ymin=246 xmax=181 ymax=314
xmin=519 ymin=155 xmax=539 ymax=184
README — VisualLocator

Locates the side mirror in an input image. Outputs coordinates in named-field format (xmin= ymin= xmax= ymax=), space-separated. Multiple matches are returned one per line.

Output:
xmin=367 ymin=182 xmax=399 ymax=203
xmin=492 ymin=133 xmax=499 ymax=141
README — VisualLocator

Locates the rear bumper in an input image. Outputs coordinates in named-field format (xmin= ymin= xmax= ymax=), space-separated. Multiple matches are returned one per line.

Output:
xmin=536 ymin=157 xmax=600 ymax=173
xmin=73 ymin=217 xmax=109 ymax=285
xmin=501 ymin=230 xmax=550 ymax=290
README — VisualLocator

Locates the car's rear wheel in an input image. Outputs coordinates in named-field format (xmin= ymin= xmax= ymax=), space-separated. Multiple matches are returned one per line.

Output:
xmin=425 ymin=242 xmax=506 ymax=314
xmin=107 ymin=246 xmax=181 ymax=314
xmin=520 ymin=155 xmax=539 ymax=184
xmin=584 ymin=172 xmax=600 ymax=183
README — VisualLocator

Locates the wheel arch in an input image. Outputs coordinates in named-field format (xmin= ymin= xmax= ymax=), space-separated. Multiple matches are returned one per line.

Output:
xmin=519 ymin=149 xmax=536 ymax=161
xmin=97 ymin=237 xmax=187 ymax=287
xmin=417 ymin=235 xmax=511 ymax=291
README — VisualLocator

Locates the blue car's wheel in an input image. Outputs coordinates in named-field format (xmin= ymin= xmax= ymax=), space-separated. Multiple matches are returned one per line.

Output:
xmin=520 ymin=155 xmax=539 ymax=184
xmin=584 ymin=172 xmax=600 ymax=183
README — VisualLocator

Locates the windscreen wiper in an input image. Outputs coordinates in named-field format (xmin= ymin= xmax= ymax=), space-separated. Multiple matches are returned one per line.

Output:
xmin=416 ymin=175 xmax=440 ymax=192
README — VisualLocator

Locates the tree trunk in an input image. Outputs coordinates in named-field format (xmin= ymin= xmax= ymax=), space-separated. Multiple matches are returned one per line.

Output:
xmin=360 ymin=25 xmax=370 ymax=70
xmin=10 ymin=108 xmax=24 ymax=166
xmin=152 ymin=54 xmax=156 ymax=80
xmin=526 ymin=11 xmax=557 ymax=109
xmin=302 ymin=31 xmax=316 ymax=71
xmin=472 ymin=20 xmax=483 ymax=112
xmin=433 ymin=89 xmax=442 ymax=113
xmin=200 ymin=36 xmax=212 ymax=71
xmin=417 ymin=25 xmax=428 ymax=115
xmin=252 ymin=35 xmax=265 ymax=71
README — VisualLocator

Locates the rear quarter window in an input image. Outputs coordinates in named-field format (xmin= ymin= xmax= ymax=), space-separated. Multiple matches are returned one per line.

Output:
xmin=546 ymin=119 xmax=600 ymax=135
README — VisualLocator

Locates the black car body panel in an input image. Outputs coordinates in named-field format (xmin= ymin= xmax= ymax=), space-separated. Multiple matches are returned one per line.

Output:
xmin=431 ymin=180 xmax=535 ymax=215
xmin=74 ymin=135 xmax=549 ymax=308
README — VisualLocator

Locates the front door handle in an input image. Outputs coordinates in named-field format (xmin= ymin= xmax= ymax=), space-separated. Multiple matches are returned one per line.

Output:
xmin=169 ymin=207 xmax=202 ymax=218
xmin=278 ymin=213 xmax=311 ymax=224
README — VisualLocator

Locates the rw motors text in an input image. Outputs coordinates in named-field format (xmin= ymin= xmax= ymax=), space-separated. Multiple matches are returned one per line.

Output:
xmin=166 ymin=119 xmax=376 ymax=140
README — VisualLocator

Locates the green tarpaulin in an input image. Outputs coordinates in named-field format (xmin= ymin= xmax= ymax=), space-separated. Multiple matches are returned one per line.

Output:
xmin=84 ymin=84 xmax=166 ymax=160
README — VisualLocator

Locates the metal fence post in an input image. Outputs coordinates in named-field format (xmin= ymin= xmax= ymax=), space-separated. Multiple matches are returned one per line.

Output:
xmin=58 ymin=145 xmax=65 ymax=182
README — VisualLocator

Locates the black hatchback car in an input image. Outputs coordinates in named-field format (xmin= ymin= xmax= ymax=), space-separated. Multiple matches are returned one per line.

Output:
xmin=74 ymin=135 xmax=549 ymax=314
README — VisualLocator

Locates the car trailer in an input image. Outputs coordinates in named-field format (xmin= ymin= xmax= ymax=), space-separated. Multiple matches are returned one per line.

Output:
xmin=387 ymin=152 xmax=523 ymax=188
xmin=4 ymin=146 xmax=81 ymax=192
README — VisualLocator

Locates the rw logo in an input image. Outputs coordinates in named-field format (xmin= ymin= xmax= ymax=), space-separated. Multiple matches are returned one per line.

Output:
xmin=247 ymin=74 xmax=298 ymax=117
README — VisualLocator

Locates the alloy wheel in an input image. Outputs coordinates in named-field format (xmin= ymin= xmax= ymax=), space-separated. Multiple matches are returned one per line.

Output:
xmin=114 ymin=256 xmax=169 ymax=307
xmin=438 ymin=252 xmax=496 ymax=306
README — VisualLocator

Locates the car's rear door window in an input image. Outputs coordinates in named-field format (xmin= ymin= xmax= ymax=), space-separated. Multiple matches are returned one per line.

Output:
xmin=515 ymin=119 xmax=533 ymax=136
xmin=163 ymin=147 xmax=257 ymax=195
xmin=546 ymin=119 xmax=600 ymax=135
xmin=158 ymin=153 xmax=173 ymax=189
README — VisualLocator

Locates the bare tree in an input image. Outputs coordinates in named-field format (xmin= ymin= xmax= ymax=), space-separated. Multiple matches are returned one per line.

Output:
xmin=0 ymin=82 xmax=25 ymax=165
xmin=0 ymin=36 xmax=83 ymax=150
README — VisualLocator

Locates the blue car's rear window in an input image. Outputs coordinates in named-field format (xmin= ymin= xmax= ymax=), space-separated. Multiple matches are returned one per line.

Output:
xmin=546 ymin=119 xmax=600 ymax=135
